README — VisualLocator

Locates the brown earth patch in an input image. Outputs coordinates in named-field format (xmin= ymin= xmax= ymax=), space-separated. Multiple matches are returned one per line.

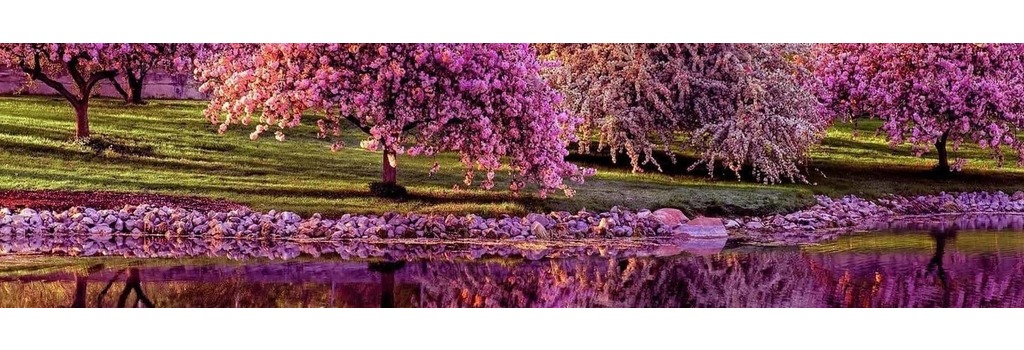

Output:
xmin=0 ymin=190 xmax=247 ymax=212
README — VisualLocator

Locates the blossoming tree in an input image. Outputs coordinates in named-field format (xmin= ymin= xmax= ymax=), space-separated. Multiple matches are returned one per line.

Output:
xmin=814 ymin=44 xmax=1024 ymax=173
xmin=541 ymin=43 xmax=827 ymax=184
xmin=106 ymin=43 xmax=193 ymax=105
xmin=0 ymin=44 xmax=123 ymax=139
xmin=196 ymin=43 xmax=592 ymax=197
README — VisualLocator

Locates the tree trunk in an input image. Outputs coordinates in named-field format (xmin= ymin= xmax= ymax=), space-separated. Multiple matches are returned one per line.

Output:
xmin=382 ymin=149 xmax=397 ymax=184
xmin=117 ymin=268 xmax=154 ymax=308
xmin=74 ymin=102 xmax=90 ymax=139
xmin=127 ymin=72 xmax=146 ymax=105
xmin=368 ymin=262 xmax=404 ymax=308
xmin=71 ymin=275 xmax=88 ymax=308
xmin=934 ymin=131 xmax=950 ymax=173
xmin=380 ymin=270 xmax=396 ymax=308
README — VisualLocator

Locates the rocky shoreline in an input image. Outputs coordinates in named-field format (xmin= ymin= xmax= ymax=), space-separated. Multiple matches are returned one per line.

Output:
xmin=0 ymin=204 xmax=694 ymax=242
xmin=729 ymin=191 xmax=1024 ymax=244
xmin=2 ymin=190 xmax=1024 ymax=251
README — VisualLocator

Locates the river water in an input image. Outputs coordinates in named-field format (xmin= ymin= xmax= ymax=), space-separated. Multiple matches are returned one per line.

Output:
xmin=1 ymin=215 xmax=1022 ymax=307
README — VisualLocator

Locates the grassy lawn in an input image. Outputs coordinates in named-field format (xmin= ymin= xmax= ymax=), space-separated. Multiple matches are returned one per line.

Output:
xmin=2 ymin=95 xmax=1024 ymax=218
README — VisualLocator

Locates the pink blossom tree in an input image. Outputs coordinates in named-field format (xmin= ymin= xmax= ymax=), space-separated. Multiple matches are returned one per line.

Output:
xmin=814 ymin=44 xmax=1024 ymax=173
xmin=0 ymin=44 xmax=124 ymax=139
xmin=105 ymin=43 xmax=194 ymax=105
xmin=541 ymin=44 xmax=827 ymax=184
xmin=195 ymin=43 xmax=592 ymax=197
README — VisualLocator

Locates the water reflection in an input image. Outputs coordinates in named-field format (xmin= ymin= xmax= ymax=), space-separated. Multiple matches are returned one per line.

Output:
xmin=0 ymin=234 xmax=725 ymax=261
xmin=926 ymin=227 xmax=954 ymax=298
xmin=2 ymin=227 xmax=1023 ymax=307
xmin=3 ymin=215 xmax=1024 ymax=307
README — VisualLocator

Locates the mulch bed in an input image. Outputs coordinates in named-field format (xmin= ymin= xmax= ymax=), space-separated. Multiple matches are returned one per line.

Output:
xmin=0 ymin=190 xmax=247 ymax=212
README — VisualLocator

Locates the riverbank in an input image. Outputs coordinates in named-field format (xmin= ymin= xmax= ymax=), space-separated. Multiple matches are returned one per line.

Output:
xmin=730 ymin=190 xmax=1024 ymax=244
xmin=4 ymin=190 xmax=1024 ymax=251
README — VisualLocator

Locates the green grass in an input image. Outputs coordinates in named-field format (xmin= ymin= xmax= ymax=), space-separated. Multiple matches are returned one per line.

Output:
xmin=803 ymin=231 xmax=1024 ymax=254
xmin=2 ymin=95 xmax=1024 ymax=218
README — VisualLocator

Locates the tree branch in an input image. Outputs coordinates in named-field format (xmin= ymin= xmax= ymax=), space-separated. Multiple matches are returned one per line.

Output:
xmin=19 ymin=53 xmax=79 ymax=104
xmin=86 ymin=70 xmax=118 ymax=94
xmin=401 ymin=116 xmax=465 ymax=132
xmin=66 ymin=55 xmax=87 ymax=89
xmin=107 ymin=76 xmax=129 ymax=101
xmin=344 ymin=115 xmax=373 ymax=134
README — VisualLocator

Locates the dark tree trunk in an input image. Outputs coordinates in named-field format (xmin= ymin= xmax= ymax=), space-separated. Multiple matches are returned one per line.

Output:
xmin=382 ymin=149 xmax=397 ymax=184
xmin=74 ymin=102 xmax=90 ymax=139
xmin=928 ymin=227 xmax=956 ymax=307
xmin=116 ymin=268 xmax=154 ymax=308
xmin=934 ymin=131 xmax=950 ymax=173
xmin=127 ymin=71 xmax=146 ymax=105
xmin=129 ymin=82 xmax=145 ymax=105
xmin=380 ymin=270 xmax=396 ymax=308
xmin=71 ymin=275 xmax=88 ymax=308
xmin=368 ymin=262 xmax=405 ymax=308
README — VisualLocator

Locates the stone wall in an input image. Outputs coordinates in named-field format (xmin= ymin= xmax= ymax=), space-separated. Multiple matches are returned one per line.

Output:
xmin=0 ymin=68 xmax=205 ymax=100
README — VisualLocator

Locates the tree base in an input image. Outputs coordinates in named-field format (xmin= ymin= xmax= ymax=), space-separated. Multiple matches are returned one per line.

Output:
xmin=369 ymin=182 xmax=408 ymax=199
xmin=926 ymin=165 xmax=956 ymax=179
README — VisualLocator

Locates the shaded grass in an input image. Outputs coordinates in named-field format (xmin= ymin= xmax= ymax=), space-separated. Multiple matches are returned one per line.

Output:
xmin=3 ymin=96 xmax=1024 ymax=218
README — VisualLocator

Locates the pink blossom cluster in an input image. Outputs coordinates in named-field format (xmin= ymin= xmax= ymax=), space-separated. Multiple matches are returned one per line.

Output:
xmin=195 ymin=44 xmax=593 ymax=197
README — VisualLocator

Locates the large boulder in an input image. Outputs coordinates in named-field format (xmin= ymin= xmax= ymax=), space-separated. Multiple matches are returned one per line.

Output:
xmin=651 ymin=208 xmax=688 ymax=226
xmin=675 ymin=217 xmax=728 ymax=238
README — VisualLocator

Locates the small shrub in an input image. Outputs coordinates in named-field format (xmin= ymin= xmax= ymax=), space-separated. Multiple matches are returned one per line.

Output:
xmin=369 ymin=182 xmax=408 ymax=199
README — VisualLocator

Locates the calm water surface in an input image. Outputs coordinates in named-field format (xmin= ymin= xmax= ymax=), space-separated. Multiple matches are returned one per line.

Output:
xmin=2 ymin=216 xmax=1023 ymax=307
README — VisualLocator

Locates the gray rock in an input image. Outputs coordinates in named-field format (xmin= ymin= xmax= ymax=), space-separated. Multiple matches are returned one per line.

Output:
xmin=744 ymin=221 xmax=765 ymax=230
xmin=651 ymin=208 xmax=688 ymax=226
xmin=530 ymin=222 xmax=550 ymax=239
xmin=675 ymin=217 xmax=728 ymax=238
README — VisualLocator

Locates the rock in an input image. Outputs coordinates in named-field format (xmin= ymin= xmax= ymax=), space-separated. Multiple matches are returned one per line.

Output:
xmin=90 ymin=224 xmax=113 ymax=236
xmin=1013 ymin=191 xmax=1024 ymax=201
xmin=530 ymin=222 xmax=550 ymax=239
xmin=724 ymin=219 xmax=741 ymax=229
xmin=675 ymin=217 xmax=728 ymax=238
xmin=670 ymin=237 xmax=728 ymax=256
xmin=771 ymin=216 xmax=786 ymax=226
xmin=597 ymin=217 xmax=611 ymax=235
xmin=744 ymin=221 xmax=765 ymax=230
xmin=651 ymin=208 xmax=688 ymax=226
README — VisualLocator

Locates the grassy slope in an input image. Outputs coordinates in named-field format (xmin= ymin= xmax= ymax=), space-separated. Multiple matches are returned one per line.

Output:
xmin=2 ymin=96 xmax=1024 ymax=218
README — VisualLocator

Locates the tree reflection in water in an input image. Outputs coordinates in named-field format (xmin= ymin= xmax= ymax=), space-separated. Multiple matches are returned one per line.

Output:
xmin=68 ymin=265 xmax=154 ymax=308
xmin=3 ymin=226 xmax=1024 ymax=308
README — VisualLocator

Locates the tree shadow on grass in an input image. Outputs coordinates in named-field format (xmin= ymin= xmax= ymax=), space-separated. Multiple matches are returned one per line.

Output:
xmin=1 ymin=165 xmax=536 ymax=214
xmin=0 ymin=139 xmax=262 ymax=176
xmin=819 ymin=137 xmax=907 ymax=156
xmin=567 ymin=141 xmax=806 ymax=183
xmin=805 ymin=157 xmax=1024 ymax=198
